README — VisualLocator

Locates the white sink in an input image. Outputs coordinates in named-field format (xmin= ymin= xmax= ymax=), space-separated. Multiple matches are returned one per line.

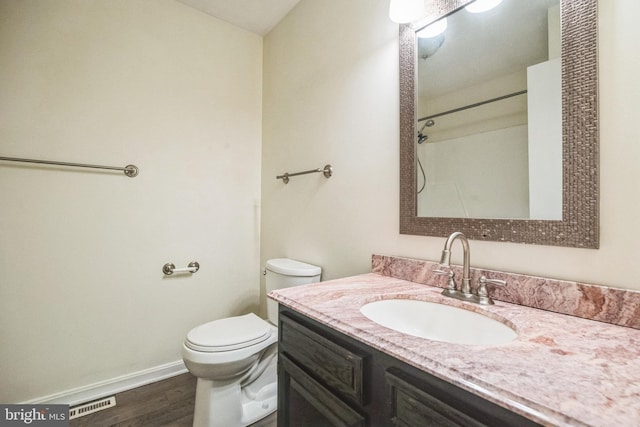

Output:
xmin=360 ymin=299 xmax=517 ymax=346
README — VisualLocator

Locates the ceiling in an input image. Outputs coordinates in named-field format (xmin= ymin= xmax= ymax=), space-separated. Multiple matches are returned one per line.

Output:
xmin=175 ymin=0 xmax=302 ymax=36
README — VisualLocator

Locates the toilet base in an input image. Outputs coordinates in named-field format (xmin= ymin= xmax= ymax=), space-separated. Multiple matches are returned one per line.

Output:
xmin=192 ymin=356 xmax=277 ymax=427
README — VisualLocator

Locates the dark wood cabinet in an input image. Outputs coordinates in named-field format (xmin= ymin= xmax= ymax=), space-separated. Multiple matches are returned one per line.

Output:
xmin=386 ymin=368 xmax=486 ymax=427
xmin=278 ymin=307 xmax=541 ymax=427
xmin=280 ymin=354 xmax=365 ymax=427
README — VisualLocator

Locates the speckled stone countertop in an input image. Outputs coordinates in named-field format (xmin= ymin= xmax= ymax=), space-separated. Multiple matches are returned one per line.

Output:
xmin=269 ymin=270 xmax=640 ymax=427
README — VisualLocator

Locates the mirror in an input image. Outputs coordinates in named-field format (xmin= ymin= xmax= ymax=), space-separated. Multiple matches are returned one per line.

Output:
xmin=417 ymin=0 xmax=561 ymax=220
xmin=399 ymin=0 xmax=598 ymax=248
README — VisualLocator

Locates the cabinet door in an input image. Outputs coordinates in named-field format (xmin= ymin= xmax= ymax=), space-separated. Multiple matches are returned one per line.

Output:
xmin=386 ymin=369 xmax=485 ymax=427
xmin=280 ymin=313 xmax=365 ymax=405
xmin=279 ymin=354 xmax=365 ymax=427
xmin=386 ymin=368 xmax=540 ymax=427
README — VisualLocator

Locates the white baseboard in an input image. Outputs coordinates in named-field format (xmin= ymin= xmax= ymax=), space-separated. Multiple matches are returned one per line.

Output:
xmin=23 ymin=360 xmax=188 ymax=406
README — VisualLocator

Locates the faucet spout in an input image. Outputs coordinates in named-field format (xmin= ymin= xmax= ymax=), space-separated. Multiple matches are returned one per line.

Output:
xmin=440 ymin=232 xmax=472 ymax=296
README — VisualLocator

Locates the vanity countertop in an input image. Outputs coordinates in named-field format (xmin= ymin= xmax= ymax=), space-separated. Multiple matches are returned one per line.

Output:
xmin=269 ymin=273 xmax=640 ymax=427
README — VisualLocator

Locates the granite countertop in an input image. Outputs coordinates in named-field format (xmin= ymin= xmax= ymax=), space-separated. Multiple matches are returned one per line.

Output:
xmin=268 ymin=272 xmax=640 ymax=427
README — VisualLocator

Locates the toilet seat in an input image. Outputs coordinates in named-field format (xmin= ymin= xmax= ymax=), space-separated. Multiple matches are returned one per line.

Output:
xmin=185 ymin=313 xmax=273 ymax=353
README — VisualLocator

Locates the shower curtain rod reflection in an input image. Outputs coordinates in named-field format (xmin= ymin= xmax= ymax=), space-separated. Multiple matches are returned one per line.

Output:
xmin=418 ymin=90 xmax=527 ymax=123
xmin=0 ymin=156 xmax=139 ymax=177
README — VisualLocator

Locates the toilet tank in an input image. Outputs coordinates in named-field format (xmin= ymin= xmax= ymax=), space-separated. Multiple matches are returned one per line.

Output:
xmin=265 ymin=258 xmax=321 ymax=324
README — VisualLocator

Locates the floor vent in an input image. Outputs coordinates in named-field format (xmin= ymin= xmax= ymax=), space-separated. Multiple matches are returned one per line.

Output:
xmin=69 ymin=396 xmax=116 ymax=420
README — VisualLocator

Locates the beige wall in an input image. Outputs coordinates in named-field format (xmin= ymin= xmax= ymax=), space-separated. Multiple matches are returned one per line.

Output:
xmin=261 ymin=0 xmax=640 ymax=292
xmin=0 ymin=0 xmax=262 ymax=402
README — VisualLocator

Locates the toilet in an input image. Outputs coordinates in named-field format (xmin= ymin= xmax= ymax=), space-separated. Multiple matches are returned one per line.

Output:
xmin=182 ymin=258 xmax=321 ymax=427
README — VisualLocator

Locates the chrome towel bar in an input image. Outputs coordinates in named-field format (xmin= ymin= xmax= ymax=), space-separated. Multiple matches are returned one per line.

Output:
xmin=163 ymin=262 xmax=200 ymax=276
xmin=277 ymin=164 xmax=332 ymax=184
xmin=0 ymin=156 xmax=139 ymax=177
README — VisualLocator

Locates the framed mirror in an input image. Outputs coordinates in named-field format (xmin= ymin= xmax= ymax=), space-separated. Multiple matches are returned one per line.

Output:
xmin=399 ymin=0 xmax=598 ymax=248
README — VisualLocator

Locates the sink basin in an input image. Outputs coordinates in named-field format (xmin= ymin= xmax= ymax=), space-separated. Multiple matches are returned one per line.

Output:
xmin=360 ymin=299 xmax=517 ymax=346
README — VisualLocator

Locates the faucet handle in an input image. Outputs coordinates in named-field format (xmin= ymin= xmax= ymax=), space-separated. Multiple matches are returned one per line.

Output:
xmin=477 ymin=276 xmax=506 ymax=305
xmin=434 ymin=269 xmax=457 ymax=295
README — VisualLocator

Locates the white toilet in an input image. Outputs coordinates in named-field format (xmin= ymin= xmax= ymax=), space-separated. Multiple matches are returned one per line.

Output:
xmin=182 ymin=258 xmax=321 ymax=427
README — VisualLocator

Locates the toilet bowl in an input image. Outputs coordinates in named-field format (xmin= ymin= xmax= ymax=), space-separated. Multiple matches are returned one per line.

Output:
xmin=182 ymin=313 xmax=278 ymax=426
xmin=182 ymin=258 xmax=321 ymax=427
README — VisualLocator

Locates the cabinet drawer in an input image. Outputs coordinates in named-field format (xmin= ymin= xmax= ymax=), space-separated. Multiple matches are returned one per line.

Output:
xmin=280 ymin=354 xmax=365 ymax=427
xmin=386 ymin=369 xmax=485 ymax=427
xmin=280 ymin=314 xmax=365 ymax=404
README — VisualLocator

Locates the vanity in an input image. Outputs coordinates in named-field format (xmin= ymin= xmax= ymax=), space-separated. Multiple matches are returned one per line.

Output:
xmin=277 ymin=307 xmax=538 ymax=427
xmin=269 ymin=255 xmax=640 ymax=427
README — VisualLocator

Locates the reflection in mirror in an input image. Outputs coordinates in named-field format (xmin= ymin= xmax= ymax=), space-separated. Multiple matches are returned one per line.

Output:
xmin=416 ymin=0 xmax=561 ymax=220
xmin=399 ymin=0 xmax=598 ymax=248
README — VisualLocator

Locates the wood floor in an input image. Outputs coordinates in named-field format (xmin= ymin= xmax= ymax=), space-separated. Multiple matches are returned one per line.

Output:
xmin=69 ymin=373 xmax=277 ymax=427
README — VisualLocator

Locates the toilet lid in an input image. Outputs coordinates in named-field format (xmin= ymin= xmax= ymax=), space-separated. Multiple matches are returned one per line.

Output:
xmin=265 ymin=258 xmax=321 ymax=277
xmin=185 ymin=313 xmax=272 ymax=352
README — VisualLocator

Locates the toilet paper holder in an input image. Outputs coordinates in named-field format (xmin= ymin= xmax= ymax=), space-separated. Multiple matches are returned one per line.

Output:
xmin=163 ymin=261 xmax=200 ymax=275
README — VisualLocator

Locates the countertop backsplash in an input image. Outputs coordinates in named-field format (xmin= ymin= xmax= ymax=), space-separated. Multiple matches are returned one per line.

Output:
xmin=372 ymin=254 xmax=640 ymax=329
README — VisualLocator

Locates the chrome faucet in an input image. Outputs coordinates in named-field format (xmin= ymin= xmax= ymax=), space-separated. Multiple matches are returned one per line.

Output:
xmin=435 ymin=232 xmax=506 ymax=305
xmin=439 ymin=231 xmax=473 ymax=297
